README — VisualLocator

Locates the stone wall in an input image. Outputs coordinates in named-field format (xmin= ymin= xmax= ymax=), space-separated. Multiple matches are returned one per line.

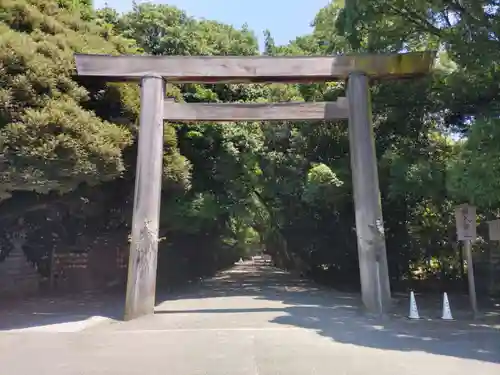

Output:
xmin=0 ymin=234 xmax=128 ymax=296
xmin=0 ymin=245 xmax=40 ymax=296
xmin=52 ymin=240 xmax=128 ymax=292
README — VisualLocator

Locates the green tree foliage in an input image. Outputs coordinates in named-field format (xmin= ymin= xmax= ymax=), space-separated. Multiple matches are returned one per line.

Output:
xmin=448 ymin=118 xmax=500 ymax=208
xmin=1 ymin=0 xmax=499 ymax=294
xmin=0 ymin=0 xmax=137 ymax=200
xmin=111 ymin=2 xmax=258 ymax=56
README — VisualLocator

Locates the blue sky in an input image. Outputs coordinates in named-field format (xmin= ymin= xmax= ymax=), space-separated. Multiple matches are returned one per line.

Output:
xmin=94 ymin=0 xmax=332 ymax=49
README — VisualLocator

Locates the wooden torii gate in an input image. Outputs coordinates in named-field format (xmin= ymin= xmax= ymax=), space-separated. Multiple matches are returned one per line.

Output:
xmin=74 ymin=51 xmax=435 ymax=320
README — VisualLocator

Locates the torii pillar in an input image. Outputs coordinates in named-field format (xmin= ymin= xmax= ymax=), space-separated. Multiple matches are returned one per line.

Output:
xmin=347 ymin=71 xmax=391 ymax=313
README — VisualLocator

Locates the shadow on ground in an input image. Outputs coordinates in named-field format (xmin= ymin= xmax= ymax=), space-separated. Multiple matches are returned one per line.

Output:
xmin=155 ymin=263 xmax=500 ymax=365
xmin=0 ymin=290 xmax=125 ymax=331
xmin=2 ymin=262 xmax=499 ymax=365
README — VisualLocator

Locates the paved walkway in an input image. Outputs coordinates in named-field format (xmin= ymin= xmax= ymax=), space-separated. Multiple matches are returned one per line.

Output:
xmin=1 ymin=263 xmax=499 ymax=374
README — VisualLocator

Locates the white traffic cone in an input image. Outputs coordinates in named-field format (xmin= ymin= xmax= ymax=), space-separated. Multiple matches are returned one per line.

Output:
xmin=441 ymin=292 xmax=454 ymax=320
xmin=408 ymin=291 xmax=420 ymax=319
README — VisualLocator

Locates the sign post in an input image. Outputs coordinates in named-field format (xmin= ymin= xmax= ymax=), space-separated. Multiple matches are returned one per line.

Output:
xmin=487 ymin=220 xmax=500 ymax=295
xmin=487 ymin=219 xmax=500 ymax=241
xmin=455 ymin=204 xmax=478 ymax=316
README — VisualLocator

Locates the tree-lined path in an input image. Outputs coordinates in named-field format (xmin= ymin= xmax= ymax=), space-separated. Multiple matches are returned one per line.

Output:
xmin=1 ymin=262 xmax=499 ymax=375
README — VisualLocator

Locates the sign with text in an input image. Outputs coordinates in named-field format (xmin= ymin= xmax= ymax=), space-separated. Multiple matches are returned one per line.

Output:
xmin=488 ymin=219 xmax=500 ymax=241
xmin=455 ymin=204 xmax=476 ymax=241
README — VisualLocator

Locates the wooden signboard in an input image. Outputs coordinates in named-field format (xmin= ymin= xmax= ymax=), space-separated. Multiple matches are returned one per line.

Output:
xmin=455 ymin=204 xmax=476 ymax=241
xmin=488 ymin=219 xmax=500 ymax=241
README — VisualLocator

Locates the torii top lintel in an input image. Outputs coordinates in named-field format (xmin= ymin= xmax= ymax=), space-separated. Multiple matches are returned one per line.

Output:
xmin=74 ymin=51 xmax=435 ymax=84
